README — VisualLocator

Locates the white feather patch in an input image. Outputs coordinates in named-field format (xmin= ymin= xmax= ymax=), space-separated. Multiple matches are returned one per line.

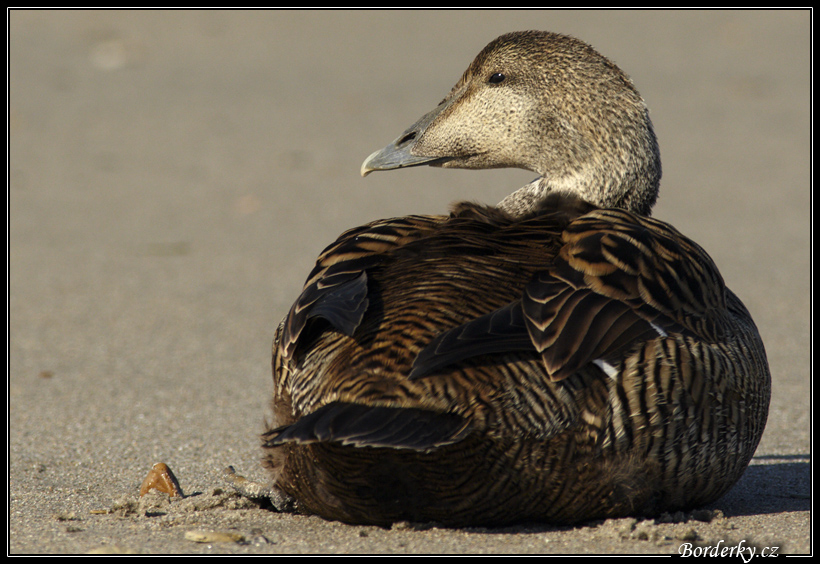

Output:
xmin=592 ymin=359 xmax=619 ymax=379
xmin=649 ymin=321 xmax=668 ymax=337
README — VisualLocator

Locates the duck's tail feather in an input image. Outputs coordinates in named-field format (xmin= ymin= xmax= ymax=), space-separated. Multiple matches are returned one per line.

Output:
xmin=263 ymin=401 xmax=472 ymax=452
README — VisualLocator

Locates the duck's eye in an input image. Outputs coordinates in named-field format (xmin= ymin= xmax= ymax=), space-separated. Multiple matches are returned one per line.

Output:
xmin=488 ymin=73 xmax=506 ymax=84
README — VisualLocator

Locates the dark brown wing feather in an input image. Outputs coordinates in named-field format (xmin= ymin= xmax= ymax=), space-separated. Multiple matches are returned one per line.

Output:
xmin=281 ymin=215 xmax=442 ymax=360
xmin=560 ymin=209 xmax=727 ymax=340
xmin=409 ymin=207 xmax=729 ymax=382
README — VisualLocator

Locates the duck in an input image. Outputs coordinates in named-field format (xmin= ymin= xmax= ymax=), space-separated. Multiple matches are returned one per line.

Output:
xmin=261 ymin=30 xmax=771 ymax=527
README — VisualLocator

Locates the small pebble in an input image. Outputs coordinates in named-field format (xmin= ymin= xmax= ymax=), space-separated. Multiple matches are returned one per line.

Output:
xmin=222 ymin=466 xmax=273 ymax=499
xmin=53 ymin=511 xmax=80 ymax=521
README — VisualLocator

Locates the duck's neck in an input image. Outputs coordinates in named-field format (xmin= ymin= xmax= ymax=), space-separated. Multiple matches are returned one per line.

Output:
xmin=495 ymin=178 xmax=550 ymax=218
xmin=496 ymin=174 xmax=657 ymax=218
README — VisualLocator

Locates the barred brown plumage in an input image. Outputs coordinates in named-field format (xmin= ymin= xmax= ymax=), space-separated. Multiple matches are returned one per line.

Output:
xmin=261 ymin=30 xmax=770 ymax=527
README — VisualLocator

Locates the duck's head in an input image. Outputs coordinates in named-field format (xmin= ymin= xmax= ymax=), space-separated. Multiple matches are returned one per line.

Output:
xmin=361 ymin=31 xmax=661 ymax=217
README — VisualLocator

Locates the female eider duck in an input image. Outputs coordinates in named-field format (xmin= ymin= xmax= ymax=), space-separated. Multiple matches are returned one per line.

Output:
xmin=262 ymin=30 xmax=771 ymax=527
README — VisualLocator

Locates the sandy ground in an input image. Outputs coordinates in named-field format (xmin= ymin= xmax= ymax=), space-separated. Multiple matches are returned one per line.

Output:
xmin=9 ymin=10 xmax=810 ymax=554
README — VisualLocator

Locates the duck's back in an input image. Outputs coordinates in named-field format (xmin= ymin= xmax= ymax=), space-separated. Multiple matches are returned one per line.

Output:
xmin=262 ymin=198 xmax=770 ymax=527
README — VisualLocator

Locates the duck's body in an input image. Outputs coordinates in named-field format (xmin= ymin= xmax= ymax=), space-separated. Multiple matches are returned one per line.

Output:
xmin=262 ymin=31 xmax=770 ymax=527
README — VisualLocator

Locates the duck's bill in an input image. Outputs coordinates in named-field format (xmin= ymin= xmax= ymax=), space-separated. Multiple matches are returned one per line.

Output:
xmin=360 ymin=104 xmax=452 ymax=176
xmin=360 ymin=143 xmax=451 ymax=176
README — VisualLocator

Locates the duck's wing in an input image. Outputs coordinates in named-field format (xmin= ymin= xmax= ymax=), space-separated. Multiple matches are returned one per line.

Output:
xmin=410 ymin=208 xmax=727 ymax=382
xmin=280 ymin=215 xmax=443 ymax=361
